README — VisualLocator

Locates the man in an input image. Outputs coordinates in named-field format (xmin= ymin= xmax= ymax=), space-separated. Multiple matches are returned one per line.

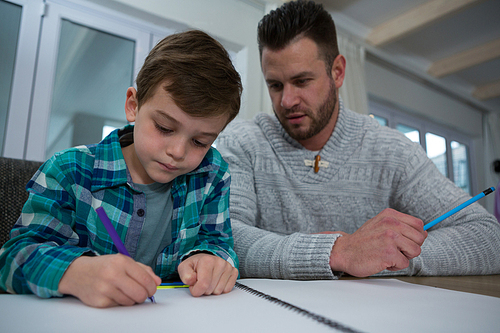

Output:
xmin=217 ymin=0 xmax=500 ymax=279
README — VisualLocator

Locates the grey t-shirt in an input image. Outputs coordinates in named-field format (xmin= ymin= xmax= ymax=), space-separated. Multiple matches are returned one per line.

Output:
xmin=133 ymin=181 xmax=173 ymax=269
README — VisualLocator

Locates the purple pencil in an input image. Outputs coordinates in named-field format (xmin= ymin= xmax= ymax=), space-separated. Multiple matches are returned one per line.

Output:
xmin=96 ymin=206 xmax=156 ymax=303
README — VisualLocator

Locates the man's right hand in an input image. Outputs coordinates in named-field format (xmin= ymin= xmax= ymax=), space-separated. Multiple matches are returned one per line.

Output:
xmin=328 ymin=208 xmax=427 ymax=277
xmin=58 ymin=254 xmax=161 ymax=308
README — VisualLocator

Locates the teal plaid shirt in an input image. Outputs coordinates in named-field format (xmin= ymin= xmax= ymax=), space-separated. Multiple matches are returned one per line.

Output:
xmin=0 ymin=126 xmax=238 ymax=298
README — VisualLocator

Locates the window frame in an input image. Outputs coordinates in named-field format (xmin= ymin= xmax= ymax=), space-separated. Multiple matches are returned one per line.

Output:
xmin=2 ymin=0 xmax=43 ymax=159
xmin=23 ymin=0 xmax=155 ymax=161
xmin=369 ymin=98 xmax=477 ymax=194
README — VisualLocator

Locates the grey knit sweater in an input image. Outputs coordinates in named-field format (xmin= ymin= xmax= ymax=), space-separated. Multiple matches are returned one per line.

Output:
xmin=217 ymin=103 xmax=500 ymax=280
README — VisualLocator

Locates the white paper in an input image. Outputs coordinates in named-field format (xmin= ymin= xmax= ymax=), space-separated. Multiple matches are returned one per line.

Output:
xmin=1 ymin=278 xmax=499 ymax=333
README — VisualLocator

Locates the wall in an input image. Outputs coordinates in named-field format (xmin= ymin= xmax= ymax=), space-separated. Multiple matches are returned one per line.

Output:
xmin=365 ymin=61 xmax=484 ymax=137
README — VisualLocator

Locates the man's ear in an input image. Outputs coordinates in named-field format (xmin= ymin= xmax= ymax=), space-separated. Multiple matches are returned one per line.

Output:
xmin=331 ymin=54 xmax=346 ymax=89
xmin=125 ymin=87 xmax=138 ymax=122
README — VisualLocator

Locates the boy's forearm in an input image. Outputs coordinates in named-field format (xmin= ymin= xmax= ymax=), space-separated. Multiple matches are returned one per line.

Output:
xmin=0 ymin=236 xmax=93 ymax=297
xmin=196 ymin=171 xmax=238 ymax=268
xmin=184 ymin=242 xmax=237 ymax=268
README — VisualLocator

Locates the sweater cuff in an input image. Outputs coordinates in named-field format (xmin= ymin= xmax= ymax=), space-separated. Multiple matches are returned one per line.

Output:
xmin=279 ymin=233 xmax=341 ymax=280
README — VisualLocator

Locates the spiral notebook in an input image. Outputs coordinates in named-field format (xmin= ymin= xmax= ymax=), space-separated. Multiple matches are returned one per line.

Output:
xmin=235 ymin=282 xmax=362 ymax=332
xmin=230 ymin=279 xmax=500 ymax=333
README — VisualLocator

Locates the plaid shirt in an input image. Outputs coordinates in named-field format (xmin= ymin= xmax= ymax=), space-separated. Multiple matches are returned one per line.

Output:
xmin=0 ymin=126 xmax=238 ymax=298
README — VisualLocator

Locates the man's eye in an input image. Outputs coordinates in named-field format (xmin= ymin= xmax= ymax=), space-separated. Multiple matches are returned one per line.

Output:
xmin=295 ymin=79 xmax=310 ymax=86
xmin=268 ymin=82 xmax=282 ymax=90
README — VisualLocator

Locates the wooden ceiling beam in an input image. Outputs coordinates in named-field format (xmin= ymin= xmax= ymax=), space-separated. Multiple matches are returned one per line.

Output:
xmin=428 ymin=39 xmax=500 ymax=77
xmin=366 ymin=0 xmax=484 ymax=47
xmin=473 ymin=80 xmax=500 ymax=100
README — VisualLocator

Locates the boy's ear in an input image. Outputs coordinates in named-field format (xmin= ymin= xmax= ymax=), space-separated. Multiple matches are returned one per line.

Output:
xmin=125 ymin=87 xmax=139 ymax=122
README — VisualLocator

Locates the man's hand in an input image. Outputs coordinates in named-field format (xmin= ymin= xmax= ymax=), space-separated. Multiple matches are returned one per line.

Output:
xmin=177 ymin=253 xmax=238 ymax=297
xmin=58 ymin=254 xmax=161 ymax=308
xmin=329 ymin=208 xmax=427 ymax=277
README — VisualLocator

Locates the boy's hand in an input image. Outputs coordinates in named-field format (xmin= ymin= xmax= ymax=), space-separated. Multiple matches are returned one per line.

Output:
xmin=58 ymin=254 xmax=161 ymax=308
xmin=177 ymin=253 xmax=238 ymax=297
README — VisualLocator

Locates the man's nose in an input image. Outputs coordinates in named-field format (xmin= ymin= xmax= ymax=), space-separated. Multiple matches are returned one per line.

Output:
xmin=280 ymin=84 xmax=300 ymax=109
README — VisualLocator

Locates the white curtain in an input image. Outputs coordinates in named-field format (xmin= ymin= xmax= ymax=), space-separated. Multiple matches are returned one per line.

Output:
xmin=483 ymin=112 xmax=500 ymax=216
xmin=337 ymin=33 xmax=368 ymax=115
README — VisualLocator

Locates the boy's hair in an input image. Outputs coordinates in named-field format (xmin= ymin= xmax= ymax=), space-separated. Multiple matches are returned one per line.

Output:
xmin=257 ymin=0 xmax=339 ymax=76
xmin=136 ymin=30 xmax=242 ymax=124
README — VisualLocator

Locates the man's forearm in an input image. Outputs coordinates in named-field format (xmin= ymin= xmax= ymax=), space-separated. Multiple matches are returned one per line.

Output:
xmin=232 ymin=220 xmax=339 ymax=279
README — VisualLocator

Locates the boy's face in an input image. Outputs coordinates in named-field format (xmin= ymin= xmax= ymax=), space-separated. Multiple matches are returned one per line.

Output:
xmin=123 ymin=84 xmax=228 ymax=184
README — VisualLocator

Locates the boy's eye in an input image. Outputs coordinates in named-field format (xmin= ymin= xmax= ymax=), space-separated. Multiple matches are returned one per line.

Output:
xmin=155 ymin=122 xmax=172 ymax=134
xmin=193 ymin=140 xmax=209 ymax=148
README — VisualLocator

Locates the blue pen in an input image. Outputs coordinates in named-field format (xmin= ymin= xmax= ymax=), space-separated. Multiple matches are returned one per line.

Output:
xmin=96 ymin=206 xmax=156 ymax=303
xmin=158 ymin=282 xmax=189 ymax=289
xmin=160 ymin=281 xmax=188 ymax=286
xmin=424 ymin=187 xmax=496 ymax=231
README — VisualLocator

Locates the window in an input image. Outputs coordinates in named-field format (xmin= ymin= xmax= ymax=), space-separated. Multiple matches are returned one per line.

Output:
xmin=2 ymin=0 xmax=154 ymax=160
xmin=1 ymin=0 xmax=43 ymax=158
xmin=369 ymin=99 xmax=475 ymax=194
xmin=372 ymin=114 xmax=387 ymax=127
xmin=0 ymin=0 xmax=22 ymax=154
xmin=451 ymin=141 xmax=471 ymax=194
xmin=43 ymin=19 xmax=135 ymax=159
xmin=2 ymin=0 xmax=248 ymax=161
xmin=425 ymin=132 xmax=448 ymax=177
xmin=396 ymin=124 xmax=420 ymax=144
xmin=23 ymin=1 xmax=153 ymax=161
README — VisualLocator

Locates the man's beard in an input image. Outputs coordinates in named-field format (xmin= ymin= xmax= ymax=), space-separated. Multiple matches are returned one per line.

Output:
xmin=275 ymin=82 xmax=337 ymax=142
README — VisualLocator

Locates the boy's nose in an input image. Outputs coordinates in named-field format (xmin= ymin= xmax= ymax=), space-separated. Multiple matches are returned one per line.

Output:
xmin=167 ymin=140 xmax=186 ymax=161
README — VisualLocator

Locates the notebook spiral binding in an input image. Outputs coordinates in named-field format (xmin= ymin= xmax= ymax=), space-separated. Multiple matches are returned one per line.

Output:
xmin=235 ymin=282 xmax=364 ymax=333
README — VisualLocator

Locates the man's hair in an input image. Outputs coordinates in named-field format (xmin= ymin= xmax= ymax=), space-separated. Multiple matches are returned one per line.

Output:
xmin=136 ymin=30 xmax=242 ymax=124
xmin=257 ymin=1 xmax=339 ymax=75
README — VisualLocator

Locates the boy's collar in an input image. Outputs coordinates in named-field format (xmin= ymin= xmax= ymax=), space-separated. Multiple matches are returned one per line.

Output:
xmin=90 ymin=126 xmax=130 ymax=191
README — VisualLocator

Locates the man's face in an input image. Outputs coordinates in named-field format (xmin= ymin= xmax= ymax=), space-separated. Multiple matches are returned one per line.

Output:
xmin=261 ymin=37 xmax=339 ymax=150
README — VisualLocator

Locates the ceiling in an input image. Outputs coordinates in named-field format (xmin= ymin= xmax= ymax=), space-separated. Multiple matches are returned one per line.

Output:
xmin=259 ymin=0 xmax=500 ymax=115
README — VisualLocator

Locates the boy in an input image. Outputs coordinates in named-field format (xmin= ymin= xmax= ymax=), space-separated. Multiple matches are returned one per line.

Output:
xmin=0 ymin=30 xmax=242 ymax=308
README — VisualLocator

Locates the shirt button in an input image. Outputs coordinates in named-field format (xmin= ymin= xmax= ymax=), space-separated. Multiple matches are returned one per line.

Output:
xmin=137 ymin=209 xmax=145 ymax=217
